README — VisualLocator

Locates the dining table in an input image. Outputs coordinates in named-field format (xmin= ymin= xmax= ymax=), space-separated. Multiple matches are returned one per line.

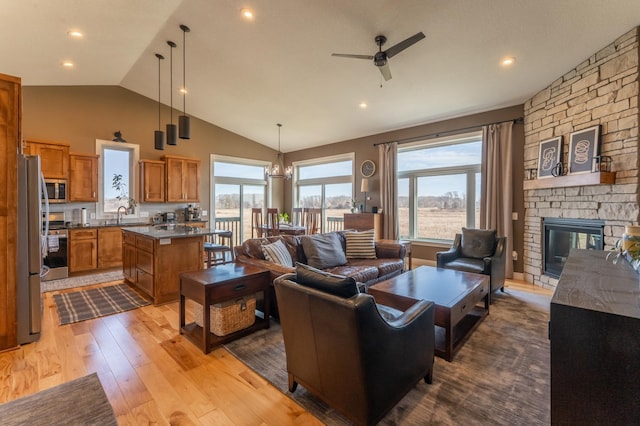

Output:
xmin=260 ymin=223 xmax=306 ymax=236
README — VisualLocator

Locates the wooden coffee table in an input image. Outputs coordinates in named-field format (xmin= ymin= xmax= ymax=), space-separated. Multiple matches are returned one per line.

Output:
xmin=368 ymin=265 xmax=489 ymax=361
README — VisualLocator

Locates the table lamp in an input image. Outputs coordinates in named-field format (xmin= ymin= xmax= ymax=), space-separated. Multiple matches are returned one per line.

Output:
xmin=360 ymin=178 xmax=369 ymax=212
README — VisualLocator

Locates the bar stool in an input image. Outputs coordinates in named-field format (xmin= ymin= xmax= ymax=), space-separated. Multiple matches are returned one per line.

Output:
xmin=204 ymin=231 xmax=234 ymax=267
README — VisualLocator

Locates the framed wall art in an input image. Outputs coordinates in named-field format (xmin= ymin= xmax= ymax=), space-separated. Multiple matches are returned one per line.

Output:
xmin=568 ymin=125 xmax=600 ymax=175
xmin=537 ymin=137 xmax=563 ymax=179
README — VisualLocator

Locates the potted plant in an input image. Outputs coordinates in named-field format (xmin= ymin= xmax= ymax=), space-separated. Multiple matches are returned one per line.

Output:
xmin=112 ymin=173 xmax=137 ymax=214
xmin=278 ymin=212 xmax=290 ymax=224
xmin=350 ymin=199 xmax=359 ymax=213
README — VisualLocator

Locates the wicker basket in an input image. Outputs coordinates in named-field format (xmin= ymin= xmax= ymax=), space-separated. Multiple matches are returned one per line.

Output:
xmin=193 ymin=295 xmax=256 ymax=337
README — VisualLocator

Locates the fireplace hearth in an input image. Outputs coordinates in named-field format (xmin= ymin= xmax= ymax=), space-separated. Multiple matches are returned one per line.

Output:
xmin=543 ymin=218 xmax=604 ymax=278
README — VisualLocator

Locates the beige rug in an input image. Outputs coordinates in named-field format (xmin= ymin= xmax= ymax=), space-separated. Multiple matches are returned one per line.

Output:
xmin=225 ymin=288 xmax=551 ymax=425
xmin=41 ymin=270 xmax=124 ymax=292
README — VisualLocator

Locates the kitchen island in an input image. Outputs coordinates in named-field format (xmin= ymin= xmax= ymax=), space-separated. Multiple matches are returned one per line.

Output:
xmin=122 ymin=225 xmax=217 ymax=305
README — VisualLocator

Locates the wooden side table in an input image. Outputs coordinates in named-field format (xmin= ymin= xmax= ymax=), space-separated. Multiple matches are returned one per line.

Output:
xmin=179 ymin=263 xmax=270 ymax=353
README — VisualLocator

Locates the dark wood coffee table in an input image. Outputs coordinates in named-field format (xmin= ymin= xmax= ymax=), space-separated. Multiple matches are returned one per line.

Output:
xmin=368 ymin=265 xmax=489 ymax=361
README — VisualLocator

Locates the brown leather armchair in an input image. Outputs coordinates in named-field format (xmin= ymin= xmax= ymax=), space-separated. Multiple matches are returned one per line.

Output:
xmin=274 ymin=266 xmax=435 ymax=426
xmin=436 ymin=228 xmax=506 ymax=297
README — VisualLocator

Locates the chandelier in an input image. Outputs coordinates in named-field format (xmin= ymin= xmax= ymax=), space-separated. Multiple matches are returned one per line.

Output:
xmin=265 ymin=123 xmax=292 ymax=179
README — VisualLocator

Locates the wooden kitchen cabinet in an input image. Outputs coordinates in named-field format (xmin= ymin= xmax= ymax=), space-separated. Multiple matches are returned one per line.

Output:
xmin=69 ymin=152 xmax=99 ymax=202
xmin=164 ymin=155 xmax=200 ymax=202
xmin=98 ymin=227 xmax=123 ymax=268
xmin=139 ymin=159 xmax=165 ymax=202
xmin=23 ymin=139 xmax=69 ymax=179
xmin=122 ymin=232 xmax=136 ymax=282
xmin=0 ymin=73 xmax=21 ymax=351
xmin=343 ymin=213 xmax=383 ymax=240
xmin=69 ymin=228 xmax=98 ymax=273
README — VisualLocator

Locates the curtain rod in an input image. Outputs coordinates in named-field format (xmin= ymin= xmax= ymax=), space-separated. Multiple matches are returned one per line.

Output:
xmin=373 ymin=117 xmax=523 ymax=147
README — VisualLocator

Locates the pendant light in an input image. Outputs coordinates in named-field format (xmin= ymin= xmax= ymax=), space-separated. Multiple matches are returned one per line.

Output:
xmin=154 ymin=53 xmax=165 ymax=150
xmin=178 ymin=24 xmax=191 ymax=139
xmin=265 ymin=123 xmax=292 ymax=179
xmin=166 ymin=40 xmax=177 ymax=146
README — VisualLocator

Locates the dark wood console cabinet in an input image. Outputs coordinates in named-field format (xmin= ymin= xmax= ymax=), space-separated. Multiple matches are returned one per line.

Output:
xmin=550 ymin=249 xmax=640 ymax=424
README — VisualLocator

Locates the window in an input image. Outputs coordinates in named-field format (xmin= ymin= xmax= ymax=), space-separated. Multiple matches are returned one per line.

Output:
xmin=96 ymin=139 xmax=139 ymax=217
xmin=294 ymin=154 xmax=354 ymax=232
xmin=211 ymin=156 xmax=269 ymax=242
xmin=397 ymin=132 xmax=482 ymax=241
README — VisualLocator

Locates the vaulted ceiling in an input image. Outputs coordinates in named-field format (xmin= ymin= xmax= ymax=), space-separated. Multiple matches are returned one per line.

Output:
xmin=2 ymin=0 xmax=639 ymax=151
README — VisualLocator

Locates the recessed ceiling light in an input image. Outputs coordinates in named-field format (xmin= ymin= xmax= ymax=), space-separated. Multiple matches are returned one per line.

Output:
xmin=62 ymin=61 xmax=74 ymax=68
xmin=241 ymin=8 xmax=255 ymax=21
xmin=68 ymin=30 xmax=83 ymax=38
xmin=501 ymin=57 xmax=516 ymax=66
xmin=359 ymin=102 xmax=368 ymax=109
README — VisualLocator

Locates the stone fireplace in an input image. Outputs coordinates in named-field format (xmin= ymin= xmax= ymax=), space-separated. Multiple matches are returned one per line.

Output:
xmin=523 ymin=27 xmax=640 ymax=289
xmin=543 ymin=217 xmax=604 ymax=278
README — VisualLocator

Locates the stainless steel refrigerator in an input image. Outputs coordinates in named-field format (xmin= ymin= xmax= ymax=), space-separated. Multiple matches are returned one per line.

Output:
xmin=17 ymin=154 xmax=43 ymax=344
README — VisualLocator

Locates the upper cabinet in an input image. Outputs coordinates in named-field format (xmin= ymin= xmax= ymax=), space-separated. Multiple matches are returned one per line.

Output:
xmin=23 ymin=140 xmax=69 ymax=179
xmin=163 ymin=155 xmax=200 ymax=203
xmin=139 ymin=160 xmax=166 ymax=203
xmin=69 ymin=152 xmax=98 ymax=202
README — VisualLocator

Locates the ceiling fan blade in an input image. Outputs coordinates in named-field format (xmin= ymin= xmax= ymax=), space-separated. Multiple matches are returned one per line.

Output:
xmin=332 ymin=53 xmax=375 ymax=60
xmin=378 ymin=63 xmax=392 ymax=81
xmin=384 ymin=32 xmax=425 ymax=58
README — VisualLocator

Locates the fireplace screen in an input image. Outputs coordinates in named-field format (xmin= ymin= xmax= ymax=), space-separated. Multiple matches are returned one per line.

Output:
xmin=543 ymin=218 xmax=604 ymax=278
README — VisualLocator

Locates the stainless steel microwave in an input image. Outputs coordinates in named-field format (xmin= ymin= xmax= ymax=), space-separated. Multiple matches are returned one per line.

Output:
xmin=43 ymin=179 xmax=67 ymax=203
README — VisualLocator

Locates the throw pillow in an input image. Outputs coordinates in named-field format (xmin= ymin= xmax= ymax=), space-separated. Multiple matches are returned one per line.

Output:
xmin=345 ymin=230 xmax=377 ymax=259
xmin=295 ymin=262 xmax=358 ymax=298
xmin=261 ymin=239 xmax=293 ymax=266
xmin=460 ymin=228 xmax=497 ymax=259
xmin=300 ymin=232 xmax=347 ymax=269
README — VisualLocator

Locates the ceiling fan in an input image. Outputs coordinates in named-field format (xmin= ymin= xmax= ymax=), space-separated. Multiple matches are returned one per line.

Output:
xmin=332 ymin=32 xmax=425 ymax=81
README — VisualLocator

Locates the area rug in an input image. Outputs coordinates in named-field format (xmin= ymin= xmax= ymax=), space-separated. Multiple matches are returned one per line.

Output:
xmin=0 ymin=373 xmax=117 ymax=426
xmin=42 ymin=270 xmax=124 ymax=292
xmin=224 ymin=289 xmax=551 ymax=425
xmin=53 ymin=284 xmax=150 ymax=325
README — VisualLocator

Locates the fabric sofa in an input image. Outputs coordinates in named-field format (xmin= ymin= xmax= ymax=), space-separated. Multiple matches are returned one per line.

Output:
xmin=234 ymin=230 xmax=407 ymax=317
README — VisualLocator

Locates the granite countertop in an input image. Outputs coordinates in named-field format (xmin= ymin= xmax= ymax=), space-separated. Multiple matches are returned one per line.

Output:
xmin=121 ymin=224 xmax=219 ymax=239
xmin=66 ymin=220 xmax=207 ymax=229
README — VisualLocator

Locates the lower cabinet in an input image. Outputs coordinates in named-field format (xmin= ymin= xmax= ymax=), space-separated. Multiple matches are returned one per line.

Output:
xmin=98 ymin=227 xmax=123 ymax=268
xmin=122 ymin=230 xmax=204 ymax=304
xmin=69 ymin=229 xmax=98 ymax=273
xmin=70 ymin=227 xmax=123 ymax=274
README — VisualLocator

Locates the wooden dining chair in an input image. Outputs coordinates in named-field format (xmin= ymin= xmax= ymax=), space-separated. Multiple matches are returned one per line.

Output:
xmin=266 ymin=208 xmax=280 ymax=236
xmin=304 ymin=208 xmax=321 ymax=234
xmin=251 ymin=208 xmax=264 ymax=238
xmin=291 ymin=207 xmax=304 ymax=227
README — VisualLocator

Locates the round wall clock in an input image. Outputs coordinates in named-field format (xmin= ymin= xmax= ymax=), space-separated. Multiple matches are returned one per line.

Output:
xmin=360 ymin=160 xmax=376 ymax=177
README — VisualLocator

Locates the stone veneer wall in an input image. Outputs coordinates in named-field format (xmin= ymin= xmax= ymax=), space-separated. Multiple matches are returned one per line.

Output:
xmin=523 ymin=27 xmax=640 ymax=289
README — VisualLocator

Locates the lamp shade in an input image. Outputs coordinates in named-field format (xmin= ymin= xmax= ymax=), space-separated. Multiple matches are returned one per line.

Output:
xmin=360 ymin=178 xmax=369 ymax=193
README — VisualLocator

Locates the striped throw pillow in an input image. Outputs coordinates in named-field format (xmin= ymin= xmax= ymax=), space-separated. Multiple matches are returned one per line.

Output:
xmin=345 ymin=230 xmax=377 ymax=259
xmin=261 ymin=239 xmax=294 ymax=266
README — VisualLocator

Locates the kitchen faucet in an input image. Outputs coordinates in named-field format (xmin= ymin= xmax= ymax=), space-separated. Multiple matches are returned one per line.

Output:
xmin=117 ymin=205 xmax=128 ymax=224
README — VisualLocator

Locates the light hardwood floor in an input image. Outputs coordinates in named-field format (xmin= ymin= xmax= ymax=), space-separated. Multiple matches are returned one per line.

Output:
xmin=0 ymin=276 xmax=552 ymax=425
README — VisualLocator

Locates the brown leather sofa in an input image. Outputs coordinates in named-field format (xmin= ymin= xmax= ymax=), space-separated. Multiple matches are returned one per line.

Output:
xmin=274 ymin=267 xmax=435 ymax=426
xmin=436 ymin=228 xmax=506 ymax=300
xmin=234 ymin=231 xmax=407 ymax=317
